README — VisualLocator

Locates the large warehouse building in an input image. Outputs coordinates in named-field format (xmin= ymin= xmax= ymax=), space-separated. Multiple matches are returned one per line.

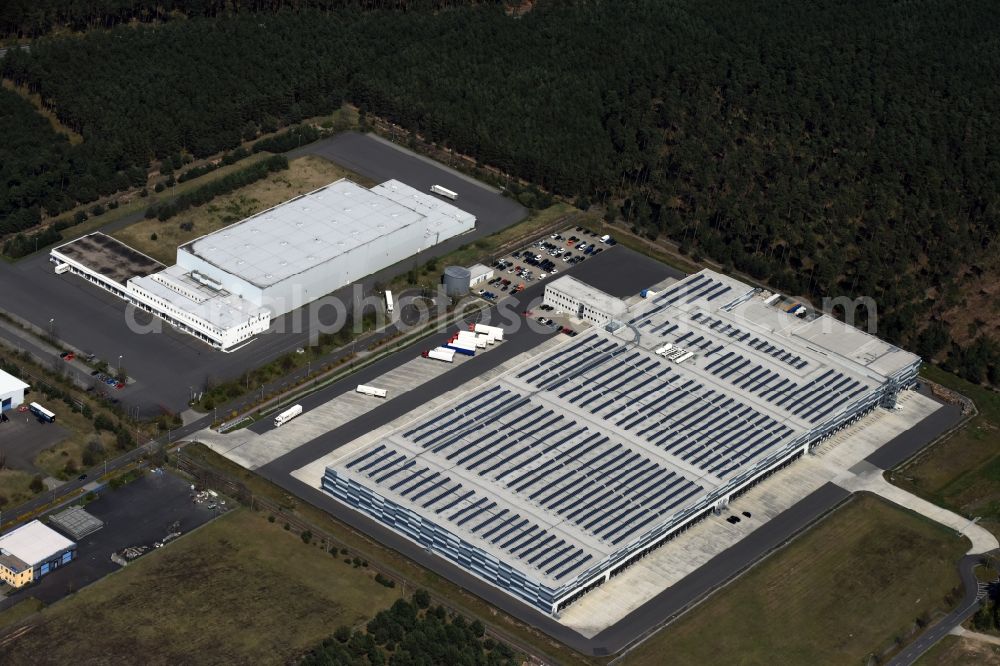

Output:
xmin=51 ymin=179 xmax=475 ymax=350
xmin=321 ymin=269 xmax=920 ymax=615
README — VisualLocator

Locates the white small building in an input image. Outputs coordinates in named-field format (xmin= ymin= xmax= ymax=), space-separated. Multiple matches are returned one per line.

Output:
xmin=0 ymin=369 xmax=29 ymax=413
xmin=467 ymin=264 xmax=494 ymax=287
xmin=543 ymin=275 xmax=627 ymax=325
xmin=0 ymin=520 xmax=76 ymax=588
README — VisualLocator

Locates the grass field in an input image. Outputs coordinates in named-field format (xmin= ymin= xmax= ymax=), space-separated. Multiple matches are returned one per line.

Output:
xmin=1 ymin=509 xmax=400 ymax=665
xmin=33 ymin=406 xmax=117 ymax=480
xmin=181 ymin=443 xmax=593 ymax=666
xmin=0 ymin=470 xmax=37 ymax=511
xmin=893 ymin=365 xmax=1000 ymax=538
xmin=113 ymin=155 xmax=366 ymax=265
xmin=918 ymin=635 xmax=1000 ymax=665
xmin=0 ymin=597 xmax=43 ymax=631
xmin=622 ymin=494 xmax=969 ymax=666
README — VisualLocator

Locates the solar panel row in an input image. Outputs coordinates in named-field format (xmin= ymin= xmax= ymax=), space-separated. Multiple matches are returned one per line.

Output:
xmin=344 ymin=440 xmax=596 ymax=581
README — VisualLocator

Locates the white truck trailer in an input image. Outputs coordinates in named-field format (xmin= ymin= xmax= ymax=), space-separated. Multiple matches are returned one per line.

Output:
xmin=430 ymin=184 xmax=459 ymax=200
xmin=423 ymin=347 xmax=456 ymax=363
xmin=473 ymin=323 xmax=504 ymax=341
xmin=357 ymin=384 xmax=388 ymax=398
xmin=274 ymin=404 xmax=303 ymax=427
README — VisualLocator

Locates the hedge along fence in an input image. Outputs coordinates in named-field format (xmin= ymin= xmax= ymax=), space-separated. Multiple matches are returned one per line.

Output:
xmin=145 ymin=154 xmax=288 ymax=222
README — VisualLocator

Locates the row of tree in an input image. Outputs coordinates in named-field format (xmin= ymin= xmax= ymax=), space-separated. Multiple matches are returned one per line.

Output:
xmin=1 ymin=1 xmax=999 ymax=377
xmin=145 ymin=154 xmax=287 ymax=221
xmin=300 ymin=591 xmax=518 ymax=666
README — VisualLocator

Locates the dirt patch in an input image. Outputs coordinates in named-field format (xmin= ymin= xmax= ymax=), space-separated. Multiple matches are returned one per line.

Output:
xmin=113 ymin=155 xmax=368 ymax=265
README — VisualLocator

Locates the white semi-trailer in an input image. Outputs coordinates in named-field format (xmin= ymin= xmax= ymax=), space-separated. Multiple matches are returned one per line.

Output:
xmin=274 ymin=404 xmax=303 ymax=427
xmin=385 ymin=290 xmax=394 ymax=314
xmin=445 ymin=340 xmax=477 ymax=356
xmin=473 ymin=323 xmax=504 ymax=341
xmin=357 ymin=384 xmax=388 ymax=398
xmin=423 ymin=348 xmax=455 ymax=363
xmin=430 ymin=184 xmax=459 ymax=200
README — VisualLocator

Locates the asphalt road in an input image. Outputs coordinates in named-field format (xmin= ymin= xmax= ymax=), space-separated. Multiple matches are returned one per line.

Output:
xmin=865 ymin=387 xmax=964 ymax=468
xmin=292 ymin=132 xmax=527 ymax=241
xmin=888 ymin=553 xmax=993 ymax=666
xmin=0 ymin=132 xmax=526 ymax=416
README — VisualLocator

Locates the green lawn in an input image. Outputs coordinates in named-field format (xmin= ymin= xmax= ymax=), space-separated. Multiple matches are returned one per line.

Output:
xmin=2 ymin=509 xmax=400 ymax=665
xmin=180 ymin=444 xmax=592 ymax=666
xmin=892 ymin=365 xmax=1000 ymax=538
xmin=622 ymin=494 xmax=969 ymax=666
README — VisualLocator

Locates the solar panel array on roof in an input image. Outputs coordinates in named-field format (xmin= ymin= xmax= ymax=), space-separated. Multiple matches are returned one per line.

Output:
xmin=338 ymin=381 xmax=706 ymax=583
xmin=321 ymin=268 xmax=920 ymax=616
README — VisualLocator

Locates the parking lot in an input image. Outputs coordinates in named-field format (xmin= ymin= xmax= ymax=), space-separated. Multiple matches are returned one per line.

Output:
xmin=478 ymin=225 xmax=616 ymax=302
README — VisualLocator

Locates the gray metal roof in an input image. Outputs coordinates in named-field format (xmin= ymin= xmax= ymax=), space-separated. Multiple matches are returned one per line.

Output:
xmin=181 ymin=179 xmax=474 ymax=289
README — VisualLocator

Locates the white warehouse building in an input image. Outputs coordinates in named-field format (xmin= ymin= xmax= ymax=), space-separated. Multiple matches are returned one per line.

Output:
xmin=51 ymin=179 xmax=475 ymax=350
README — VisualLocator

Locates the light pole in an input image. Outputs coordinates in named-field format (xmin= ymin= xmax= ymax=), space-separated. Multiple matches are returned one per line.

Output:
xmin=48 ymin=318 xmax=54 ymax=335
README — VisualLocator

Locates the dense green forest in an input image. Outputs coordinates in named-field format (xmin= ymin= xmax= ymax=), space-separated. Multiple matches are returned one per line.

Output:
xmin=0 ymin=0 xmax=503 ymax=37
xmin=0 ymin=86 xmax=145 ymax=233
xmin=1 ymin=0 xmax=999 ymax=379
xmin=299 ymin=592 xmax=520 ymax=665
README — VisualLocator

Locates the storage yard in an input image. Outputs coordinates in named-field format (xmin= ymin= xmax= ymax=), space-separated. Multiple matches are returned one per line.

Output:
xmin=317 ymin=268 xmax=922 ymax=616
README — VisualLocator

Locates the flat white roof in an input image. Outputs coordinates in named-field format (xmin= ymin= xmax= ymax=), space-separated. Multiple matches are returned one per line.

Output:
xmin=130 ymin=265 xmax=270 ymax=332
xmin=0 ymin=520 xmax=74 ymax=567
xmin=546 ymin=275 xmax=627 ymax=318
xmin=467 ymin=263 xmax=493 ymax=279
xmin=0 ymin=369 xmax=29 ymax=396
xmin=181 ymin=179 xmax=474 ymax=289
